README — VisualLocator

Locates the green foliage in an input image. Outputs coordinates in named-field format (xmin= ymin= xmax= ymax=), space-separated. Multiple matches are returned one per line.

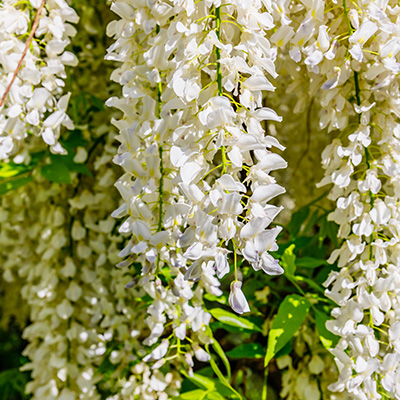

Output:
xmin=0 ymin=91 xmax=99 ymax=196
xmin=211 ymin=338 xmax=231 ymax=380
xmin=204 ymin=293 xmax=229 ymax=306
xmin=265 ymin=294 xmax=311 ymax=366
xmin=295 ymin=257 xmax=328 ymax=268
xmin=180 ymin=371 xmax=240 ymax=399
xmin=226 ymin=343 xmax=264 ymax=359
xmin=209 ymin=308 xmax=263 ymax=334
xmin=0 ymin=329 xmax=30 ymax=400
xmin=0 ymin=161 xmax=35 ymax=179
xmin=178 ymin=389 xmax=223 ymax=400
xmin=40 ymin=133 xmax=92 ymax=184
xmin=41 ymin=155 xmax=72 ymax=183
xmin=281 ymin=244 xmax=296 ymax=277
xmin=287 ymin=206 xmax=310 ymax=238
xmin=0 ymin=369 xmax=30 ymax=400
xmin=0 ymin=152 xmax=43 ymax=196
xmin=0 ymin=176 xmax=34 ymax=196
xmin=200 ymin=195 xmax=340 ymax=400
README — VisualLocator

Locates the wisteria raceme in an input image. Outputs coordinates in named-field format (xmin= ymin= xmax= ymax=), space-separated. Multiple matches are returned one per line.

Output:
xmin=0 ymin=133 xmax=179 ymax=400
xmin=0 ymin=2 xmax=183 ymax=398
xmin=276 ymin=0 xmax=400 ymax=398
xmin=7 ymin=0 xmax=400 ymax=399
xmin=106 ymin=0 xmax=288 ymax=370
xmin=0 ymin=0 xmax=79 ymax=160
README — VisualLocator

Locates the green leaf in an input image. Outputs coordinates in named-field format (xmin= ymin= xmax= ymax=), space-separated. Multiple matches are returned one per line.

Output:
xmin=242 ymin=278 xmax=267 ymax=300
xmin=265 ymin=294 xmax=311 ymax=366
xmin=303 ymin=209 xmax=320 ymax=234
xmin=41 ymin=156 xmax=71 ymax=183
xmin=63 ymin=156 xmax=91 ymax=176
xmin=183 ymin=372 xmax=217 ymax=391
xmin=0 ymin=368 xmax=30 ymax=399
xmin=274 ymin=340 xmax=292 ymax=358
xmin=195 ymin=367 xmax=213 ymax=378
xmin=0 ymin=163 xmax=31 ymax=179
xmin=211 ymin=338 xmax=231 ymax=379
xmin=209 ymin=308 xmax=263 ymax=333
xmin=204 ymin=293 xmax=229 ymax=306
xmin=288 ymin=206 xmax=309 ymax=237
xmin=296 ymin=257 xmax=328 ymax=268
xmin=0 ymin=151 xmax=44 ymax=180
xmin=315 ymin=310 xmax=339 ymax=350
xmin=226 ymin=343 xmax=264 ymax=359
xmin=294 ymin=275 xmax=326 ymax=295
xmin=207 ymin=394 xmax=226 ymax=400
xmin=315 ymin=265 xmax=336 ymax=285
xmin=281 ymin=244 xmax=296 ymax=277
xmin=326 ymin=220 xmax=339 ymax=248
xmin=90 ymin=94 xmax=105 ymax=111
xmin=176 ymin=390 xmax=213 ymax=400
xmin=180 ymin=371 xmax=235 ymax=398
xmin=207 ymin=353 xmax=241 ymax=399
xmin=210 ymin=321 xmax=248 ymax=334
xmin=61 ymin=130 xmax=87 ymax=148
xmin=57 ymin=133 xmax=92 ymax=177
xmin=0 ymin=176 xmax=33 ymax=196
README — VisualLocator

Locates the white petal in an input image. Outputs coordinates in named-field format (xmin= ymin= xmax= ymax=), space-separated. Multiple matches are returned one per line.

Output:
xmin=251 ymin=184 xmax=285 ymax=203
xmin=180 ymin=161 xmax=203 ymax=184
xmin=217 ymin=174 xmax=246 ymax=192
xmin=252 ymin=107 xmax=282 ymax=122
xmin=215 ymin=253 xmax=229 ymax=279
xmin=229 ymin=281 xmax=250 ymax=314
xmin=257 ymin=153 xmax=287 ymax=171
xmin=243 ymin=75 xmax=275 ymax=91
xmin=184 ymin=242 xmax=203 ymax=260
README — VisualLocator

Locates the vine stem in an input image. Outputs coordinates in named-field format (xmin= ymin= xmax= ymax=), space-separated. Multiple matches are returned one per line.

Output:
xmin=215 ymin=6 xmax=222 ymax=95
xmin=343 ymin=0 xmax=375 ymax=252
xmin=157 ymin=143 xmax=164 ymax=232
xmin=0 ymin=0 xmax=46 ymax=107
xmin=215 ymin=6 xmax=228 ymax=174
xmin=156 ymin=46 xmax=163 ymax=269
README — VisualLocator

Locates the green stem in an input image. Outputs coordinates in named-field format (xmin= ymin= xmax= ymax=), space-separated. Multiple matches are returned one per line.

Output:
xmin=156 ymin=74 xmax=163 ymax=270
xmin=214 ymin=7 xmax=228 ymax=174
xmin=158 ymin=145 xmax=163 ymax=232
xmin=262 ymin=367 xmax=269 ymax=400
xmin=215 ymin=6 xmax=222 ymax=95
xmin=343 ymin=0 xmax=375 ymax=257
xmin=233 ymin=240 xmax=238 ymax=281
xmin=157 ymin=81 xmax=162 ymax=116
xmin=157 ymin=79 xmax=163 ymax=234
xmin=342 ymin=0 xmax=353 ymax=34
xmin=353 ymin=70 xmax=361 ymax=108
xmin=221 ymin=145 xmax=227 ymax=174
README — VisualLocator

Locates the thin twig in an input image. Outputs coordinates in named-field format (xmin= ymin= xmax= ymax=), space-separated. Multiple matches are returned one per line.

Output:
xmin=0 ymin=0 xmax=46 ymax=108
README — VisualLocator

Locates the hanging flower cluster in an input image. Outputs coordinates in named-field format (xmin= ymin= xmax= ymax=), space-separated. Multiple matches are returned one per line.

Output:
xmin=0 ymin=131 xmax=182 ymax=400
xmin=106 ymin=0 xmax=288 ymax=370
xmin=271 ymin=0 xmax=400 ymax=398
xmin=0 ymin=2 xmax=183 ymax=398
xmin=0 ymin=0 xmax=78 ymax=160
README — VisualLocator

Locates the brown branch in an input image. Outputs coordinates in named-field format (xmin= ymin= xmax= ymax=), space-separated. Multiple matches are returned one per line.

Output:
xmin=0 ymin=0 xmax=46 ymax=108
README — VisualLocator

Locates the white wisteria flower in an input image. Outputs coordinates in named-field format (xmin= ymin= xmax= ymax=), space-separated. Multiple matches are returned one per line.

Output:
xmin=107 ymin=0 xmax=287 ymax=372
